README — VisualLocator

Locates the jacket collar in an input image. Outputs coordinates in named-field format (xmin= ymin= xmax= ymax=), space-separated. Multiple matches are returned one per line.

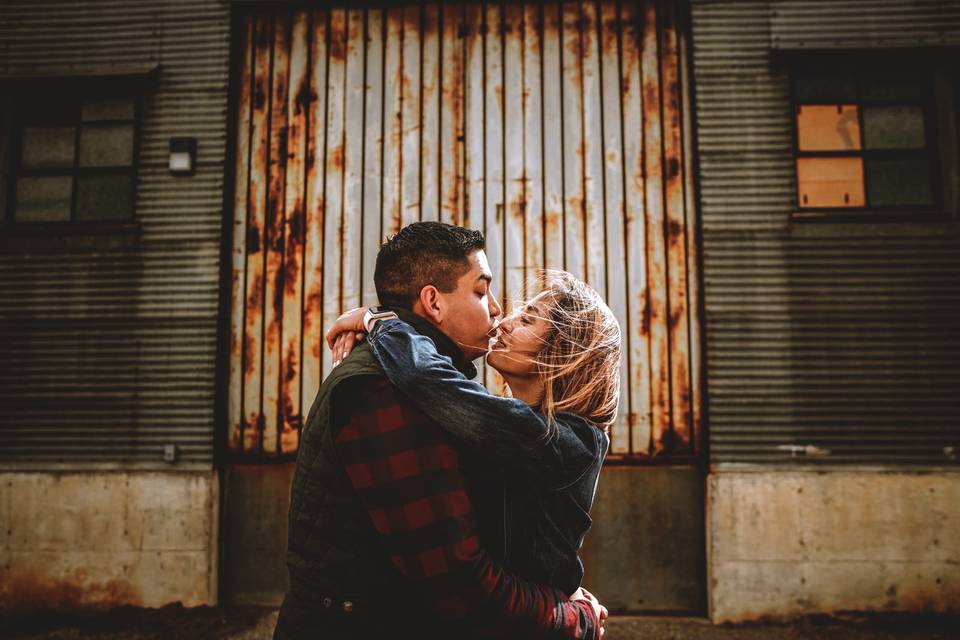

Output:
xmin=388 ymin=307 xmax=480 ymax=380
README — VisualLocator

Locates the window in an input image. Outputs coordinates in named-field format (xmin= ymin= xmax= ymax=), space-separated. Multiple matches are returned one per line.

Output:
xmin=792 ymin=64 xmax=943 ymax=214
xmin=5 ymin=85 xmax=138 ymax=224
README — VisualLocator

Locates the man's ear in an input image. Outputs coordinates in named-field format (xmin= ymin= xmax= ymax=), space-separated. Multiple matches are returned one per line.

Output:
xmin=418 ymin=285 xmax=443 ymax=324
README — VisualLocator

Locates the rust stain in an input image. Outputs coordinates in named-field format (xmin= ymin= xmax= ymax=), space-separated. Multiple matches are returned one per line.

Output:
xmin=639 ymin=291 xmax=651 ymax=336
xmin=329 ymin=21 xmax=346 ymax=61
xmin=272 ymin=269 xmax=284 ymax=320
xmin=273 ymin=126 xmax=289 ymax=172
xmin=510 ymin=198 xmax=526 ymax=221
xmin=245 ymin=225 xmax=261 ymax=255
xmin=1 ymin=571 xmax=143 ymax=612
xmin=295 ymin=83 xmax=312 ymax=115
xmin=243 ymin=332 xmax=257 ymax=377
xmin=328 ymin=144 xmax=344 ymax=171
xmin=253 ymin=83 xmax=268 ymax=111
xmin=546 ymin=211 xmax=561 ymax=231
xmin=665 ymin=156 xmax=680 ymax=180
xmin=667 ymin=218 xmax=683 ymax=245
xmin=284 ymin=209 xmax=303 ymax=295
xmin=245 ymin=276 xmax=263 ymax=316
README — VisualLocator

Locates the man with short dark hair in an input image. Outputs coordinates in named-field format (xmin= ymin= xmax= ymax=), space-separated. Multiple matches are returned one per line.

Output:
xmin=274 ymin=222 xmax=603 ymax=639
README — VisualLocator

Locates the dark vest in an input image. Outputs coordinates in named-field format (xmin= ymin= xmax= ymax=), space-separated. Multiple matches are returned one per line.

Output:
xmin=275 ymin=313 xmax=486 ymax=639
xmin=276 ymin=343 xmax=405 ymax=638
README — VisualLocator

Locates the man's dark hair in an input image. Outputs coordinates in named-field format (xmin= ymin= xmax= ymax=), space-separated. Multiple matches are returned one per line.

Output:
xmin=374 ymin=222 xmax=485 ymax=310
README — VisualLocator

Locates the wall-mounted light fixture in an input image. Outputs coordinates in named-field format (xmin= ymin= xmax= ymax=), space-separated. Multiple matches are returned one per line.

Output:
xmin=169 ymin=137 xmax=197 ymax=176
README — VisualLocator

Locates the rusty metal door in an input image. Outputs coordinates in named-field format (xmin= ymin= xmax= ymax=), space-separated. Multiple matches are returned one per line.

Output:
xmin=226 ymin=0 xmax=702 ymax=461
xmin=223 ymin=0 xmax=705 ymax=610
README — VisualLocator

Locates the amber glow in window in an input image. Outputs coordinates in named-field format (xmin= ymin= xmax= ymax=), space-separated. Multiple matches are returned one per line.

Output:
xmin=796 ymin=105 xmax=861 ymax=151
xmin=797 ymin=157 xmax=865 ymax=208
xmin=793 ymin=67 xmax=937 ymax=213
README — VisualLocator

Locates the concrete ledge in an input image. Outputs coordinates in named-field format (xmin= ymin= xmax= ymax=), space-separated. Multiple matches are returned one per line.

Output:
xmin=707 ymin=471 xmax=960 ymax=622
xmin=0 ymin=470 xmax=218 ymax=612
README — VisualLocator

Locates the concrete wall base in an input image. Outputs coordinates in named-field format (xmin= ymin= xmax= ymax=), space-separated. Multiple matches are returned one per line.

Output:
xmin=708 ymin=471 xmax=960 ymax=623
xmin=0 ymin=470 xmax=218 ymax=612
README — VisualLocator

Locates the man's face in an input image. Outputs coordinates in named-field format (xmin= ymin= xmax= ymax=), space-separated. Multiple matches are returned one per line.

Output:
xmin=435 ymin=250 xmax=502 ymax=361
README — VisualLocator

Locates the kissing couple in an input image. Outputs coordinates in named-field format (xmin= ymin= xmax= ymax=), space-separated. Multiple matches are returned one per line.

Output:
xmin=275 ymin=221 xmax=621 ymax=640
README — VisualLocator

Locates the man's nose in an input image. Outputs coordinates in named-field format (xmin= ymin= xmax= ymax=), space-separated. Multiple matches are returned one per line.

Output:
xmin=489 ymin=293 xmax=502 ymax=318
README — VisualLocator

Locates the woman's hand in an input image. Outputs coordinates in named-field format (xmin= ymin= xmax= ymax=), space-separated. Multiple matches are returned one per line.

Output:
xmin=571 ymin=587 xmax=608 ymax=638
xmin=325 ymin=306 xmax=369 ymax=366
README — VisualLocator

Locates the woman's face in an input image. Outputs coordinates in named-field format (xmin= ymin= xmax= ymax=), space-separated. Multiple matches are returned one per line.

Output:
xmin=486 ymin=292 xmax=553 ymax=378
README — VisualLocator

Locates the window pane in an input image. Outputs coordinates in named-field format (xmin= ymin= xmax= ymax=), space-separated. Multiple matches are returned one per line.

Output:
xmin=81 ymin=96 xmax=135 ymax=122
xmin=797 ymin=157 xmax=865 ymax=208
xmin=858 ymin=72 xmax=928 ymax=102
xmin=865 ymin=156 xmax=933 ymax=207
xmin=794 ymin=73 xmax=856 ymax=102
xmin=797 ymin=105 xmax=861 ymax=151
xmin=18 ymin=95 xmax=77 ymax=125
xmin=863 ymin=106 xmax=926 ymax=150
xmin=15 ymin=176 xmax=73 ymax=221
xmin=21 ymin=127 xmax=76 ymax=169
xmin=76 ymin=174 xmax=133 ymax=221
xmin=79 ymin=124 xmax=134 ymax=167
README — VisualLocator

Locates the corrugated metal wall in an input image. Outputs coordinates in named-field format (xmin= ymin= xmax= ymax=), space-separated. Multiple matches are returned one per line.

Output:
xmin=691 ymin=0 xmax=960 ymax=464
xmin=227 ymin=1 xmax=704 ymax=461
xmin=0 ymin=1 xmax=230 ymax=463
xmin=770 ymin=0 xmax=960 ymax=50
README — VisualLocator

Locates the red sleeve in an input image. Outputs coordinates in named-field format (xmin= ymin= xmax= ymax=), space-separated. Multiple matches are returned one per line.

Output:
xmin=334 ymin=376 xmax=597 ymax=640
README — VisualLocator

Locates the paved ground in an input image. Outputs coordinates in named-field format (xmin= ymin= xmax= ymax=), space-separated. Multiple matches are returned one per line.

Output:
xmin=5 ymin=606 xmax=959 ymax=639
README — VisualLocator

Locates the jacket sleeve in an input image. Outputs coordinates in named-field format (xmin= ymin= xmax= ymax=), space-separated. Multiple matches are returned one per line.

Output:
xmin=333 ymin=377 xmax=598 ymax=640
xmin=368 ymin=318 xmax=568 ymax=479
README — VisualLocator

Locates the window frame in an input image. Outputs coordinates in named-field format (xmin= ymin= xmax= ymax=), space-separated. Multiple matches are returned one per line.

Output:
xmin=2 ymin=77 xmax=143 ymax=234
xmin=787 ymin=52 xmax=953 ymax=221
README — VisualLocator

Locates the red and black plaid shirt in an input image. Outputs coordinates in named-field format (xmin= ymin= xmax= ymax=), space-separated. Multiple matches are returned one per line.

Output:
xmin=334 ymin=375 xmax=598 ymax=639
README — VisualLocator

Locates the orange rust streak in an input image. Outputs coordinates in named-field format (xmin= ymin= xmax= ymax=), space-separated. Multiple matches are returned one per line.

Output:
xmin=521 ymin=1 xmax=544 ymax=298
xmin=640 ymin=0 xmax=671 ymax=456
xmin=541 ymin=2 xmax=564 ymax=271
xmin=301 ymin=8 xmax=329 ymax=420
xmin=560 ymin=1 xmax=586 ymax=282
xmin=228 ymin=15 xmax=254 ymax=454
xmin=321 ymin=8 xmax=348 ymax=381
xmin=503 ymin=1 xmax=525 ymax=308
xmin=580 ymin=0 xmax=606 ymax=295
xmin=620 ymin=0 xmax=652 ymax=456
xmin=439 ymin=2 xmax=464 ymax=227
xmin=242 ymin=13 xmax=273 ymax=456
xmin=598 ymin=0 xmax=630 ymax=455
xmin=400 ymin=4 xmax=422 ymax=228
xmin=360 ymin=8 xmax=384 ymax=307
xmin=261 ymin=14 xmax=292 ymax=457
xmin=279 ymin=11 xmax=310 ymax=455
xmin=658 ymin=0 xmax=691 ymax=452
xmin=382 ymin=8 xmax=404 ymax=238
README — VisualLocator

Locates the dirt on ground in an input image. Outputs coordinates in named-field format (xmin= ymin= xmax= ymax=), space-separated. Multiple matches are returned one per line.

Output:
xmin=3 ymin=606 xmax=958 ymax=640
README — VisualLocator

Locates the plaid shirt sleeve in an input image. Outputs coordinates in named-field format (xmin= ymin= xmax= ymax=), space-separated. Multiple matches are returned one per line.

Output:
xmin=334 ymin=376 xmax=598 ymax=640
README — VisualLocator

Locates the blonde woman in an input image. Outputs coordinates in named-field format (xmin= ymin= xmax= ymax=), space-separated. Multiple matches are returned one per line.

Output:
xmin=327 ymin=270 xmax=620 ymax=606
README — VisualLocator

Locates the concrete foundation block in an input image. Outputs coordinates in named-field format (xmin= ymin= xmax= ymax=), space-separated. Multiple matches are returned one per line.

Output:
xmin=710 ymin=560 xmax=806 ymax=619
xmin=708 ymin=471 xmax=960 ymax=623
xmin=0 ymin=470 xmax=218 ymax=612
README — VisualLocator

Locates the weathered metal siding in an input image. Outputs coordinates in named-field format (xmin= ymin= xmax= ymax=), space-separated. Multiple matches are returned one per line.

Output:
xmin=227 ymin=1 xmax=703 ymax=460
xmin=770 ymin=0 xmax=960 ymax=50
xmin=0 ymin=1 xmax=230 ymax=463
xmin=691 ymin=1 xmax=960 ymax=464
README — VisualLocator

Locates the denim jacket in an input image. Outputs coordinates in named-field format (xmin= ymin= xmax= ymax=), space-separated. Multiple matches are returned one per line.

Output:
xmin=368 ymin=316 xmax=609 ymax=595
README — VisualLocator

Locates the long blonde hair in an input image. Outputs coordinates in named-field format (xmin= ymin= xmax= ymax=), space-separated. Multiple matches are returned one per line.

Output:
xmin=528 ymin=271 xmax=621 ymax=440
